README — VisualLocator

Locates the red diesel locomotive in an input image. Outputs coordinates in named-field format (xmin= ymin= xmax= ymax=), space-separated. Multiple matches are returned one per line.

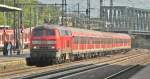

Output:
xmin=26 ymin=24 xmax=131 ymax=65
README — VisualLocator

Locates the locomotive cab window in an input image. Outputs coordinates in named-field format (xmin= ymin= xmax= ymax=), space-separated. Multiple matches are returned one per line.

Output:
xmin=60 ymin=30 xmax=71 ymax=36
xmin=33 ymin=29 xmax=43 ymax=36
xmin=46 ymin=29 xmax=55 ymax=36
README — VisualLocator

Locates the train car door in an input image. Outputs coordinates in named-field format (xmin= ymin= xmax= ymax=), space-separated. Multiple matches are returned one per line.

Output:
xmin=60 ymin=30 xmax=72 ymax=53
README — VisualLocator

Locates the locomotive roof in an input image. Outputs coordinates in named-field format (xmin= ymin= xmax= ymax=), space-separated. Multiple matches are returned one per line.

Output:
xmin=34 ymin=24 xmax=130 ymax=39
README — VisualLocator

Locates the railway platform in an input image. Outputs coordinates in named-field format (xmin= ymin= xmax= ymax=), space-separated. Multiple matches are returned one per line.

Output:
xmin=0 ymin=49 xmax=30 ymax=72
xmin=129 ymin=64 xmax=150 ymax=79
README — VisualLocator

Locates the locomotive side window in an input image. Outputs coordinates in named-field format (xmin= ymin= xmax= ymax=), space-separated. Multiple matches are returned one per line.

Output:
xmin=65 ymin=30 xmax=69 ymax=35
xmin=60 ymin=30 xmax=65 ymax=36
xmin=60 ymin=30 xmax=71 ymax=36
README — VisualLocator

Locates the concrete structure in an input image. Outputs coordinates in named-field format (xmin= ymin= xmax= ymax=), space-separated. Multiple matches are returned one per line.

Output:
xmin=100 ymin=6 xmax=150 ymax=35
xmin=129 ymin=65 xmax=150 ymax=79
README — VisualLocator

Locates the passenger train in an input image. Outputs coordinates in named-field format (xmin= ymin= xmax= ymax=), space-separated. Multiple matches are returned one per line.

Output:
xmin=0 ymin=25 xmax=31 ymax=49
xmin=26 ymin=24 xmax=131 ymax=65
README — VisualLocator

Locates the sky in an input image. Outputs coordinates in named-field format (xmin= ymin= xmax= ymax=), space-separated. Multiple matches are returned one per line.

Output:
xmin=38 ymin=0 xmax=150 ymax=17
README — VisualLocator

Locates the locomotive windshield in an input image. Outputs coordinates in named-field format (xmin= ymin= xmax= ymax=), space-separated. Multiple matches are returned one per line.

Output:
xmin=33 ymin=29 xmax=43 ymax=36
xmin=46 ymin=29 xmax=55 ymax=36
xmin=33 ymin=28 xmax=55 ymax=36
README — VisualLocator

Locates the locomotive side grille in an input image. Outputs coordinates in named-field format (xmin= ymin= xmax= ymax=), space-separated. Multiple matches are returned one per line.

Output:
xmin=30 ymin=49 xmax=57 ymax=58
xmin=32 ymin=40 xmax=56 ymax=44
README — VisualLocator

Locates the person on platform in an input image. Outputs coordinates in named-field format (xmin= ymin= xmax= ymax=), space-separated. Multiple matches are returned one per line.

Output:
xmin=16 ymin=40 xmax=21 ymax=55
xmin=3 ymin=41 xmax=8 ymax=56
xmin=7 ymin=41 xmax=12 ymax=56
xmin=9 ymin=41 xmax=12 ymax=55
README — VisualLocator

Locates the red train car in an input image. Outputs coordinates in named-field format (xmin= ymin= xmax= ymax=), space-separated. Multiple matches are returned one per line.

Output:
xmin=27 ymin=24 xmax=131 ymax=65
xmin=0 ymin=29 xmax=14 ymax=48
xmin=0 ymin=25 xmax=31 ymax=49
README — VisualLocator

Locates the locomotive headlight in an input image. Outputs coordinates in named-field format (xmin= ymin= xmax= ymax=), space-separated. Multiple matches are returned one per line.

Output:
xmin=33 ymin=46 xmax=39 ymax=49
xmin=51 ymin=46 xmax=55 ymax=49
xmin=33 ymin=46 xmax=37 ymax=49
xmin=47 ymin=40 xmax=56 ymax=44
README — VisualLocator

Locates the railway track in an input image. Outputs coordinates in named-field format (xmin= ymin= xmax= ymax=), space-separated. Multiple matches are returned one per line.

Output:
xmin=15 ymin=53 xmax=147 ymax=79
xmin=0 ymin=53 xmax=132 ymax=78
xmin=0 ymin=50 xmax=148 ymax=79
xmin=104 ymin=58 xmax=150 ymax=79
xmin=104 ymin=65 xmax=143 ymax=79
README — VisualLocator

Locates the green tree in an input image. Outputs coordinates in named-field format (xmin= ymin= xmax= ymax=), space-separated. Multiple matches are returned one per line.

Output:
xmin=0 ymin=0 xmax=61 ymax=28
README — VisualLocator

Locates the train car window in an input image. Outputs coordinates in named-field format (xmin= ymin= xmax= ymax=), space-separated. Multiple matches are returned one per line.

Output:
xmin=117 ymin=39 xmax=119 ymax=43
xmin=95 ymin=38 xmax=97 ymax=44
xmin=81 ymin=37 xmax=83 ymax=44
xmin=125 ymin=39 xmax=127 ymax=43
xmin=99 ymin=38 xmax=101 ymax=44
xmin=110 ymin=38 xmax=112 ymax=44
xmin=33 ymin=29 xmax=43 ymax=36
xmin=101 ymin=38 xmax=104 ymax=44
xmin=47 ymin=29 xmax=55 ymax=36
xmin=107 ymin=38 xmax=109 ymax=44
xmin=90 ymin=37 xmax=92 ymax=44
xmin=107 ymin=38 xmax=110 ymax=44
xmin=81 ymin=37 xmax=86 ymax=44
xmin=77 ymin=36 xmax=80 ymax=44
xmin=120 ymin=39 xmax=122 ymax=43
xmin=94 ymin=38 xmax=96 ymax=44
xmin=108 ymin=38 xmax=110 ymax=44
xmin=118 ymin=39 xmax=120 ymax=43
xmin=109 ymin=38 xmax=111 ymax=44
xmin=84 ymin=37 xmax=87 ymax=44
xmin=73 ymin=36 xmax=76 ymax=43
xmin=87 ymin=37 xmax=89 ymax=44
xmin=97 ymin=38 xmax=99 ymax=44
xmin=104 ymin=38 xmax=106 ymax=44
xmin=92 ymin=38 xmax=95 ymax=44
xmin=116 ymin=39 xmax=118 ymax=43
xmin=73 ymin=36 xmax=80 ymax=44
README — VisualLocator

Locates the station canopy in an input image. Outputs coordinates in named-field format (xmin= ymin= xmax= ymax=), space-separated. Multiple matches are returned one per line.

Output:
xmin=0 ymin=4 xmax=22 ymax=12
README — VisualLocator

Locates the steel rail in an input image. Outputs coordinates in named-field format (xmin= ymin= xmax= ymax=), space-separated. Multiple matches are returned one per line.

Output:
xmin=20 ymin=53 xmax=145 ymax=79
